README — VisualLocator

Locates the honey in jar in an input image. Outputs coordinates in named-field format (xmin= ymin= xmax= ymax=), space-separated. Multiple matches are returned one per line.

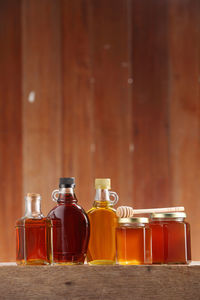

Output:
xmin=116 ymin=217 xmax=152 ymax=265
xmin=150 ymin=212 xmax=191 ymax=264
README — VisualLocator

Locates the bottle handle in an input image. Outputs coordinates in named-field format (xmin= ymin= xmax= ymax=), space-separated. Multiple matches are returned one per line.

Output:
xmin=52 ymin=189 xmax=59 ymax=202
xmin=109 ymin=191 xmax=119 ymax=206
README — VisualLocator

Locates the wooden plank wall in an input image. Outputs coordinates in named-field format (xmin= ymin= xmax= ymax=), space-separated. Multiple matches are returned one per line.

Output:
xmin=0 ymin=0 xmax=22 ymax=261
xmin=0 ymin=0 xmax=199 ymax=261
xmin=22 ymin=0 xmax=62 ymax=215
xmin=169 ymin=0 xmax=200 ymax=260
xmin=131 ymin=0 xmax=171 ymax=209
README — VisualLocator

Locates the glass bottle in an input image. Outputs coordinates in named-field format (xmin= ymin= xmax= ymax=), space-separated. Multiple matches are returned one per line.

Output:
xmin=47 ymin=177 xmax=90 ymax=265
xmin=16 ymin=193 xmax=51 ymax=265
xmin=87 ymin=178 xmax=118 ymax=265
xmin=149 ymin=212 xmax=191 ymax=264
xmin=116 ymin=217 xmax=152 ymax=265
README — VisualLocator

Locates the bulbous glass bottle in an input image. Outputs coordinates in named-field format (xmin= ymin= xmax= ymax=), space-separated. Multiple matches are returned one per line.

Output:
xmin=47 ymin=177 xmax=90 ymax=264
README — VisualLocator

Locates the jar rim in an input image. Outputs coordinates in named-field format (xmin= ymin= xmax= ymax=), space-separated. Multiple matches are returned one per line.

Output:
xmin=150 ymin=212 xmax=186 ymax=219
xmin=118 ymin=217 xmax=149 ymax=224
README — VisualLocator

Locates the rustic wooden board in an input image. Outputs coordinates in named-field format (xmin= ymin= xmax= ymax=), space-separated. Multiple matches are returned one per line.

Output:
xmin=0 ymin=0 xmax=22 ymax=261
xmin=22 ymin=0 xmax=62 ymax=215
xmin=169 ymin=0 xmax=200 ymax=260
xmin=131 ymin=0 xmax=171 ymax=209
xmin=0 ymin=265 xmax=199 ymax=299
xmin=92 ymin=0 xmax=133 ymax=207
xmin=61 ymin=0 xmax=94 ymax=210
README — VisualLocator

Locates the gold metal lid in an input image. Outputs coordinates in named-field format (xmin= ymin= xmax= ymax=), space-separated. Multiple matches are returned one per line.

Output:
xmin=118 ymin=217 xmax=149 ymax=224
xmin=150 ymin=212 xmax=186 ymax=219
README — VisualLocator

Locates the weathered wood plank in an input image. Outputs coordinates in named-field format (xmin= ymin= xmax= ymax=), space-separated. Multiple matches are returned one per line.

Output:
xmin=0 ymin=0 xmax=22 ymax=261
xmin=0 ymin=265 xmax=199 ymax=299
xmin=62 ymin=0 xmax=93 ymax=210
xmin=131 ymin=0 xmax=171 ymax=209
xmin=22 ymin=0 xmax=62 ymax=214
xmin=91 ymin=0 xmax=133 ymax=206
xmin=169 ymin=0 xmax=200 ymax=260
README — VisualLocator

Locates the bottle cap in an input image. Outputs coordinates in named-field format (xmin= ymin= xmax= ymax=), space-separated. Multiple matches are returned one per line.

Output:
xmin=95 ymin=178 xmax=111 ymax=189
xmin=118 ymin=217 xmax=149 ymax=224
xmin=150 ymin=212 xmax=186 ymax=219
xmin=59 ymin=177 xmax=75 ymax=188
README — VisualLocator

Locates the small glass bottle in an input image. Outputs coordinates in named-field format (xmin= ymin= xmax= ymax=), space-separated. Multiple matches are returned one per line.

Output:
xmin=149 ymin=212 xmax=191 ymax=264
xmin=116 ymin=217 xmax=152 ymax=265
xmin=16 ymin=193 xmax=51 ymax=265
xmin=87 ymin=178 xmax=118 ymax=265
xmin=47 ymin=177 xmax=90 ymax=265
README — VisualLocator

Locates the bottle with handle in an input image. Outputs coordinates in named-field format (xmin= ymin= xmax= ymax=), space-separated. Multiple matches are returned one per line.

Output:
xmin=87 ymin=178 xmax=119 ymax=265
xmin=47 ymin=177 xmax=90 ymax=265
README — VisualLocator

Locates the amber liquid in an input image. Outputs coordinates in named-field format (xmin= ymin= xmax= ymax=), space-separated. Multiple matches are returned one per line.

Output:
xmin=16 ymin=218 xmax=51 ymax=265
xmin=150 ymin=220 xmax=191 ymax=264
xmin=87 ymin=202 xmax=117 ymax=265
xmin=116 ymin=226 xmax=152 ymax=265
xmin=47 ymin=193 xmax=90 ymax=264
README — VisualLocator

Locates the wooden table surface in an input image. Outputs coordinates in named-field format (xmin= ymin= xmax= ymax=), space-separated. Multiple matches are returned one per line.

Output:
xmin=0 ymin=263 xmax=200 ymax=299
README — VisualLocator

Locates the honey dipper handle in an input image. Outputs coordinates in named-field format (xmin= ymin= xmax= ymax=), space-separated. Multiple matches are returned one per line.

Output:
xmin=132 ymin=206 xmax=185 ymax=215
xmin=116 ymin=206 xmax=185 ymax=218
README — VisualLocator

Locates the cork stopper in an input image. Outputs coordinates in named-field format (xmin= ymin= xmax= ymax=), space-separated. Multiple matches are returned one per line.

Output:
xmin=26 ymin=193 xmax=41 ymax=199
xmin=95 ymin=178 xmax=111 ymax=189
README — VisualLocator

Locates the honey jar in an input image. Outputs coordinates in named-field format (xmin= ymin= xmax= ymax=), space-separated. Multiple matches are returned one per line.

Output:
xmin=116 ymin=217 xmax=152 ymax=265
xmin=149 ymin=212 xmax=191 ymax=264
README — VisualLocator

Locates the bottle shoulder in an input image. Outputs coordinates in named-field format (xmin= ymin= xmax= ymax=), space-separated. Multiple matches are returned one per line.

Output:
xmin=16 ymin=217 xmax=26 ymax=226
xmin=16 ymin=216 xmax=46 ymax=227
xmin=87 ymin=206 xmax=116 ymax=215
xmin=47 ymin=202 xmax=88 ymax=218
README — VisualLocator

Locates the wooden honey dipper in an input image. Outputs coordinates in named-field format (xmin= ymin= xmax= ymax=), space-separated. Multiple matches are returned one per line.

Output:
xmin=116 ymin=206 xmax=185 ymax=218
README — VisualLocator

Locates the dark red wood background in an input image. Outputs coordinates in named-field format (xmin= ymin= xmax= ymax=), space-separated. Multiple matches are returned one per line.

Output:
xmin=0 ymin=0 xmax=200 ymax=261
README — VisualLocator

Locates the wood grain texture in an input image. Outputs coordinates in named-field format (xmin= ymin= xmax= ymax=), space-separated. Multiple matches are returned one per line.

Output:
xmin=0 ymin=265 xmax=199 ymax=299
xmin=22 ymin=0 xmax=62 ymax=215
xmin=131 ymin=0 xmax=171 ymax=209
xmin=62 ymin=0 xmax=94 ymax=210
xmin=1 ymin=0 xmax=200 ymax=262
xmin=0 ymin=0 xmax=22 ymax=261
xmin=169 ymin=0 xmax=200 ymax=260
xmin=91 ymin=0 xmax=133 ymax=207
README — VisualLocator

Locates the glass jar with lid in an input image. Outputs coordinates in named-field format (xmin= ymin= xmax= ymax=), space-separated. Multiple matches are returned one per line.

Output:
xmin=116 ymin=217 xmax=152 ymax=265
xmin=149 ymin=212 xmax=191 ymax=264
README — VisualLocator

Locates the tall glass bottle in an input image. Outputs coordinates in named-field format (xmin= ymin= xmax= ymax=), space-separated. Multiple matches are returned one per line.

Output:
xmin=87 ymin=178 xmax=119 ymax=265
xmin=16 ymin=193 xmax=51 ymax=265
xmin=47 ymin=177 xmax=90 ymax=265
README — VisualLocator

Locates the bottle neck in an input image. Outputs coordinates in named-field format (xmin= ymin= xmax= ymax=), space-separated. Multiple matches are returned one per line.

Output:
xmin=57 ymin=187 xmax=77 ymax=203
xmin=25 ymin=196 xmax=43 ymax=218
xmin=94 ymin=189 xmax=111 ymax=208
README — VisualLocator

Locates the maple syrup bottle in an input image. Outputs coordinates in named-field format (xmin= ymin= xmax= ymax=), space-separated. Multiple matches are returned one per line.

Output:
xmin=48 ymin=177 xmax=90 ymax=265
xmin=87 ymin=178 xmax=119 ymax=265
xmin=16 ymin=193 xmax=51 ymax=265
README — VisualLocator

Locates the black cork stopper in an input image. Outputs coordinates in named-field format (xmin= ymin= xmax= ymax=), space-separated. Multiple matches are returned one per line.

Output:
xmin=59 ymin=177 xmax=75 ymax=188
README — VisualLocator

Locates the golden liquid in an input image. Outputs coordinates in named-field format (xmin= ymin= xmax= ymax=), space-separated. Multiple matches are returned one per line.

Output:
xmin=16 ymin=218 xmax=52 ymax=265
xmin=87 ymin=202 xmax=117 ymax=265
xmin=116 ymin=226 xmax=152 ymax=265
